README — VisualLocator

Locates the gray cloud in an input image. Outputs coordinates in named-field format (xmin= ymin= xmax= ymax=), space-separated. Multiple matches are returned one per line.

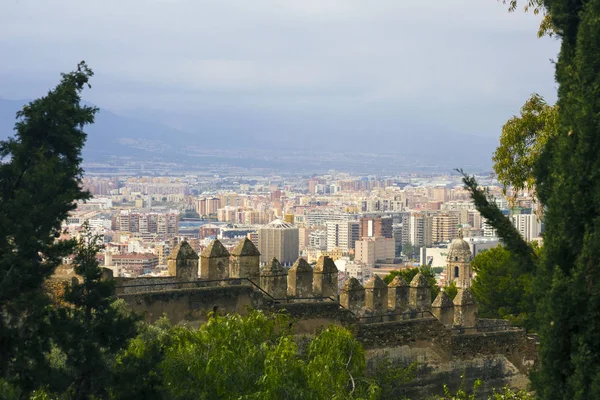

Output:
xmin=0 ymin=0 xmax=559 ymax=138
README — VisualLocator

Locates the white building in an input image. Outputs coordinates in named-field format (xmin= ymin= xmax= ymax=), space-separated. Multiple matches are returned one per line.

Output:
xmin=326 ymin=221 xmax=359 ymax=252
xmin=420 ymin=236 xmax=500 ymax=268
xmin=335 ymin=257 xmax=372 ymax=284
xmin=258 ymin=219 xmax=299 ymax=266
xmin=511 ymin=214 xmax=542 ymax=242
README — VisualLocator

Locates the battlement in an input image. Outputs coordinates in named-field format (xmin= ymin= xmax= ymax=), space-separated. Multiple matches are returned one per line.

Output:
xmin=49 ymin=237 xmax=535 ymax=396
xmin=128 ymin=238 xmax=480 ymax=330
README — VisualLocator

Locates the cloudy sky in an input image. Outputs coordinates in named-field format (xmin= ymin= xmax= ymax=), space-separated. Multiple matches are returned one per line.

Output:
xmin=0 ymin=0 xmax=559 ymax=139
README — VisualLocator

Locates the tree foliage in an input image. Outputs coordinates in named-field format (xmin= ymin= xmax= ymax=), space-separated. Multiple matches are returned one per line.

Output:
xmin=444 ymin=281 xmax=458 ymax=301
xmin=111 ymin=310 xmax=408 ymax=400
xmin=51 ymin=225 xmax=139 ymax=399
xmin=501 ymin=0 xmax=555 ymax=37
xmin=0 ymin=62 xmax=97 ymax=390
xmin=492 ymin=93 xmax=558 ymax=202
xmin=527 ymin=0 xmax=600 ymax=398
xmin=470 ymin=246 xmax=534 ymax=328
xmin=384 ymin=266 xmax=440 ymax=301
xmin=439 ymin=379 xmax=534 ymax=399
xmin=459 ymin=171 xmax=536 ymax=272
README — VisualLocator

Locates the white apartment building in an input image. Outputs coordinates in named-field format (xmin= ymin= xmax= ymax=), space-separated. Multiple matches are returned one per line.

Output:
xmin=408 ymin=213 xmax=433 ymax=247
xmin=511 ymin=214 xmax=542 ymax=242
xmin=309 ymin=229 xmax=328 ymax=250
xmin=326 ymin=221 xmax=359 ymax=252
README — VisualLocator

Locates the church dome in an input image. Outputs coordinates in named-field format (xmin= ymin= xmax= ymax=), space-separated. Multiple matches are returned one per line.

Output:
xmin=447 ymin=236 xmax=472 ymax=261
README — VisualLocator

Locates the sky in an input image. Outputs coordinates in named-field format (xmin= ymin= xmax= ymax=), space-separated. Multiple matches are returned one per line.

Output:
xmin=0 ymin=0 xmax=560 ymax=139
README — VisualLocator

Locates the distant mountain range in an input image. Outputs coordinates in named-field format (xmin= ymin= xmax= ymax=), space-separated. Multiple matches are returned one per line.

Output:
xmin=0 ymin=98 xmax=497 ymax=173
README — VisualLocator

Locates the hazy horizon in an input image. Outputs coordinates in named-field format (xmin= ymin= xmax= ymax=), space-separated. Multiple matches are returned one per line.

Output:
xmin=1 ymin=0 xmax=559 ymax=141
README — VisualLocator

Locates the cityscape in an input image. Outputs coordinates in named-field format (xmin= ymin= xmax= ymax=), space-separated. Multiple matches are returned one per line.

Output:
xmin=72 ymin=171 xmax=541 ymax=285
xmin=2 ymin=0 xmax=596 ymax=399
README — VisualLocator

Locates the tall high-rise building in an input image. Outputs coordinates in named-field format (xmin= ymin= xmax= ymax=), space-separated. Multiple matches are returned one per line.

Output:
xmin=195 ymin=197 xmax=221 ymax=217
xmin=354 ymin=237 xmax=395 ymax=267
xmin=326 ymin=221 xmax=359 ymax=251
xmin=258 ymin=219 xmax=299 ymax=266
xmin=407 ymin=213 xmax=433 ymax=247
xmin=483 ymin=220 xmax=498 ymax=237
xmin=359 ymin=216 xmax=393 ymax=239
xmin=511 ymin=214 xmax=542 ymax=242
xmin=432 ymin=213 xmax=459 ymax=243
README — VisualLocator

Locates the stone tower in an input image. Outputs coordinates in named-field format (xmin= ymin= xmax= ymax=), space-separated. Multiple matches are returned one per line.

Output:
xmin=230 ymin=237 xmax=261 ymax=281
xmin=260 ymin=258 xmax=288 ymax=299
xmin=453 ymin=288 xmax=478 ymax=327
xmin=409 ymin=272 xmax=431 ymax=311
xmin=432 ymin=291 xmax=454 ymax=327
xmin=313 ymin=256 xmax=339 ymax=298
xmin=167 ymin=241 xmax=199 ymax=281
xmin=200 ymin=239 xmax=230 ymax=280
xmin=388 ymin=275 xmax=409 ymax=311
xmin=446 ymin=230 xmax=473 ymax=289
xmin=340 ymin=277 xmax=365 ymax=313
xmin=287 ymin=257 xmax=313 ymax=297
xmin=364 ymin=275 xmax=388 ymax=313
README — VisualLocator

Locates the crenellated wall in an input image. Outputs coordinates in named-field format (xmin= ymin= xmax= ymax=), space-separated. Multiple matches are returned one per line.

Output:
xmin=120 ymin=285 xmax=263 ymax=323
xmin=54 ymin=237 xmax=535 ymax=397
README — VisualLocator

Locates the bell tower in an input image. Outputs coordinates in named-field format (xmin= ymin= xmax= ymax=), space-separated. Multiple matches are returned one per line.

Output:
xmin=445 ymin=230 xmax=473 ymax=289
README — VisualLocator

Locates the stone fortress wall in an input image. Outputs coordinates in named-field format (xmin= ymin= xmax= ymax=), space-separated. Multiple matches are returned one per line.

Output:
xmin=105 ymin=237 xmax=538 ymax=397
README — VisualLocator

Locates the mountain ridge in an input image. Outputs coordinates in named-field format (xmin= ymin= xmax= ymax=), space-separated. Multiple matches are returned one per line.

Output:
xmin=0 ymin=98 xmax=496 ymax=172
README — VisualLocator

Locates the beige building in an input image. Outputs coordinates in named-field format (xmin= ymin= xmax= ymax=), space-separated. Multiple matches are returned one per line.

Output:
xmin=408 ymin=213 xmax=433 ymax=247
xmin=355 ymin=237 xmax=395 ymax=267
xmin=258 ymin=219 xmax=299 ymax=266
xmin=432 ymin=213 xmax=459 ymax=243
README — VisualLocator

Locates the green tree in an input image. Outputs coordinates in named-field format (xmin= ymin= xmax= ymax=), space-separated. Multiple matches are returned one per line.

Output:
xmin=439 ymin=379 xmax=534 ymax=400
xmin=492 ymin=93 xmax=558 ymax=203
xmin=384 ymin=266 xmax=441 ymax=302
xmin=401 ymin=244 xmax=421 ymax=261
xmin=527 ymin=1 xmax=600 ymax=398
xmin=112 ymin=311 xmax=413 ymax=399
xmin=52 ymin=225 xmax=139 ymax=399
xmin=444 ymin=281 xmax=458 ymax=301
xmin=501 ymin=0 xmax=555 ymax=37
xmin=470 ymin=247 xmax=534 ymax=328
xmin=111 ymin=317 xmax=172 ymax=399
xmin=0 ymin=62 xmax=97 ymax=390
xmin=305 ymin=326 xmax=379 ymax=399
xmin=459 ymin=173 xmax=536 ymax=275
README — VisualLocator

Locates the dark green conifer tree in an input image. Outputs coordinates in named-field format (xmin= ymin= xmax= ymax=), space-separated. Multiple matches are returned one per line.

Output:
xmin=531 ymin=1 xmax=600 ymax=398
xmin=0 ymin=62 xmax=98 ymax=390
xmin=53 ymin=225 xmax=138 ymax=399
xmin=467 ymin=1 xmax=600 ymax=398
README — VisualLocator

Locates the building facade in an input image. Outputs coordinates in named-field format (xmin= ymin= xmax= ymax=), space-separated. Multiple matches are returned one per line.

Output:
xmin=258 ymin=219 xmax=299 ymax=266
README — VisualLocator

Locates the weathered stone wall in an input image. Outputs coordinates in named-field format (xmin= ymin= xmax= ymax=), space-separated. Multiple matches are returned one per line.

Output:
xmin=366 ymin=347 xmax=528 ymax=399
xmin=354 ymin=317 xmax=452 ymax=349
xmin=230 ymin=255 xmax=260 ymax=281
xmin=270 ymin=301 xmax=355 ymax=333
xmin=120 ymin=285 xmax=263 ymax=323
xmin=112 ymin=271 xmax=536 ymax=398
xmin=451 ymin=329 xmax=537 ymax=374
xmin=115 ymin=276 xmax=180 ymax=294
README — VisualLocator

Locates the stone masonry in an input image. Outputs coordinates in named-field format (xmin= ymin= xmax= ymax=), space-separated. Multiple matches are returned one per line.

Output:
xmin=230 ymin=237 xmax=261 ymax=281
xmin=200 ymin=239 xmax=230 ymax=280
xmin=313 ymin=255 xmax=338 ymax=298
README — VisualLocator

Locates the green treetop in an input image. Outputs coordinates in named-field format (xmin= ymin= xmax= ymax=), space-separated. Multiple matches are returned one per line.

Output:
xmin=0 ymin=62 xmax=97 ymax=390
